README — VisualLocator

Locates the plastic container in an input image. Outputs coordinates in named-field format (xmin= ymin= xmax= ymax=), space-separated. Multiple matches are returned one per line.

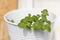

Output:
xmin=4 ymin=8 xmax=56 ymax=40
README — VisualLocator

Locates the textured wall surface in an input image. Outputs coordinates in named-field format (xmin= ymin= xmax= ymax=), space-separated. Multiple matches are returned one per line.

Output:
xmin=0 ymin=0 xmax=17 ymax=20
xmin=0 ymin=0 xmax=17 ymax=40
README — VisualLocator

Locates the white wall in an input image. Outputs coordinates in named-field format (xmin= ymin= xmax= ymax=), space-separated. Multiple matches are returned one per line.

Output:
xmin=18 ymin=0 xmax=27 ymax=8
xmin=18 ymin=0 xmax=33 ymax=9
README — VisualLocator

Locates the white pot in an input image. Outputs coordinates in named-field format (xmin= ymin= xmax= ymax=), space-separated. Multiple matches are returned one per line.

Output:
xmin=4 ymin=8 xmax=56 ymax=40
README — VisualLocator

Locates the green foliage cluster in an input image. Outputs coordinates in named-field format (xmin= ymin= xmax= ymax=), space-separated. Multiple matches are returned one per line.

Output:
xmin=18 ymin=9 xmax=51 ymax=32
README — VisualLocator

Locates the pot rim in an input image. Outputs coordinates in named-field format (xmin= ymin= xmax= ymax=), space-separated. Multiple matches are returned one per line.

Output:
xmin=4 ymin=8 xmax=56 ymax=26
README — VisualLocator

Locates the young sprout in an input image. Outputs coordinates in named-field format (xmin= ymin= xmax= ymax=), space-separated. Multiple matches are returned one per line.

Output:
xmin=18 ymin=9 xmax=51 ymax=32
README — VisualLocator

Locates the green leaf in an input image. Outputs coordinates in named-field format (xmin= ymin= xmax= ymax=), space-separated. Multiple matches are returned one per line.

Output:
xmin=37 ymin=14 xmax=40 ymax=18
xmin=32 ymin=21 xmax=40 ymax=30
xmin=41 ymin=15 xmax=47 ymax=22
xmin=24 ymin=14 xmax=33 ymax=23
xmin=46 ymin=20 xmax=51 ymax=25
xmin=18 ymin=14 xmax=32 ymax=29
xmin=18 ymin=22 xmax=26 ymax=28
xmin=28 ymin=13 xmax=31 ymax=17
xmin=32 ymin=20 xmax=45 ymax=31
xmin=8 ymin=19 xmax=14 ymax=23
xmin=32 ymin=15 xmax=40 ymax=22
xmin=45 ymin=23 xmax=51 ymax=32
xmin=32 ymin=15 xmax=38 ymax=22
xmin=41 ymin=9 xmax=48 ymax=16
xmin=18 ymin=21 xmax=31 ymax=29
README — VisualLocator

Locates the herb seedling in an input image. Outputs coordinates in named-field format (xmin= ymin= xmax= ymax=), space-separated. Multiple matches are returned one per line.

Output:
xmin=18 ymin=9 xmax=51 ymax=32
